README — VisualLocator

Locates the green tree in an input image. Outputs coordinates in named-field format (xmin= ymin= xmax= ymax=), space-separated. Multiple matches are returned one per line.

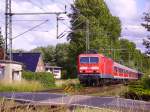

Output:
xmin=143 ymin=37 xmax=150 ymax=55
xmin=119 ymin=39 xmax=137 ymax=67
xmin=31 ymin=44 xmax=70 ymax=70
xmin=67 ymin=0 xmax=121 ymax=77
xmin=142 ymin=13 xmax=150 ymax=55
xmin=31 ymin=45 xmax=56 ymax=65
xmin=55 ymin=43 xmax=69 ymax=69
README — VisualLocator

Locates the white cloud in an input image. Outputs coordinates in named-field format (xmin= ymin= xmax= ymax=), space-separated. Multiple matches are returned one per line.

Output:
xmin=105 ymin=0 xmax=138 ymax=20
xmin=105 ymin=0 xmax=150 ymax=52
xmin=122 ymin=24 xmax=147 ymax=35
xmin=144 ymin=1 xmax=150 ymax=12
xmin=121 ymin=24 xmax=149 ymax=50
xmin=0 ymin=0 xmax=72 ymax=51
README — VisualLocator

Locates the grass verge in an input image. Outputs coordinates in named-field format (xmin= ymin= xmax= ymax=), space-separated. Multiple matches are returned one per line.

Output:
xmin=0 ymin=80 xmax=44 ymax=92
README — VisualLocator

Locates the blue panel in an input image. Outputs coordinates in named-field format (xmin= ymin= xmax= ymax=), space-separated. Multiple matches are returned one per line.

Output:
xmin=12 ymin=53 xmax=40 ymax=72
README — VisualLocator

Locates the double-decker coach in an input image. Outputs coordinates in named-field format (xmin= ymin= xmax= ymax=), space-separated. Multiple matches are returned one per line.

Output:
xmin=113 ymin=62 xmax=138 ymax=80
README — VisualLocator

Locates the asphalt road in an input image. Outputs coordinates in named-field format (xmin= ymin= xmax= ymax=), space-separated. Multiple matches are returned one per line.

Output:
xmin=0 ymin=92 xmax=149 ymax=111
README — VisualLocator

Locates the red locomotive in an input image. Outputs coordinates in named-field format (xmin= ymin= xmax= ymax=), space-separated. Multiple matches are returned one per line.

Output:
xmin=77 ymin=51 xmax=142 ymax=85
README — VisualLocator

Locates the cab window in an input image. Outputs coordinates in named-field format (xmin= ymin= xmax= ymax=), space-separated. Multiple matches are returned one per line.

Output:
xmin=90 ymin=57 xmax=99 ymax=63
xmin=80 ymin=57 xmax=89 ymax=63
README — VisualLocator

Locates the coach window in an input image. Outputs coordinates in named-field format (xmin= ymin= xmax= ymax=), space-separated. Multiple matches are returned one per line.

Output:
xmin=126 ymin=70 xmax=128 ymax=74
xmin=116 ymin=67 xmax=119 ymax=72
xmin=115 ymin=68 xmax=118 ymax=72
xmin=118 ymin=68 xmax=120 ymax=73
xmin=123 ymin=69 xmax=125 ymax=74
xmin=114 ymin=66 xmax=117 ymax=72
xmin=119 ymin=68 xmax=122 ymax=73
xmin=121 ymin=69 xmax=123 ymax=73
xmin=90 ymin=57 xmax=99 ymax=63
xmin=131 ymin=72 xmax=133 ymax=77
xmin=133 ymin=73 xmax=135 ymax=78
xmin=124 ymin=70 xmax=126 ymax=73
xmin=129 ymin=72 xmax=132 ymax=77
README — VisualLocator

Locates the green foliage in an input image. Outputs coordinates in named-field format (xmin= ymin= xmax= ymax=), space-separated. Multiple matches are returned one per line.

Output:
xmin=141 ymin=70 xmax=150 ymax=89
xmin=22 ymin=72 xmax=55 ymax=88
xmin=125 ymin=82 xmax=150 ymax=101
xmin=142 ymin=13 xmax=150 ymax=55
xmin=143 ymin=38 xmax=150 ymax=55
xmin=55 ymin=43 xmax=69 ymax=70
xmin=31 ymin=45 xmax=56 ymax=65
xmin=124 ymin=70 xmax=150 ymax=101
xmin=0 ymin=31 xmax=4 ymax=48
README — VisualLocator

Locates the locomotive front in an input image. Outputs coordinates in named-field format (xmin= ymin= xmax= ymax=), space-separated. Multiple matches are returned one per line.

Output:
xmin=77 ymin=54 xmax=101 ymax=84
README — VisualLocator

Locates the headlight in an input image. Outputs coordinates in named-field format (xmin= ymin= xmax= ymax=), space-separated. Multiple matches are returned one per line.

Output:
xmin=80 ymin=67 xmax=88 ymax=70
xmin=91 ymin=67 xmax=99 ymax=69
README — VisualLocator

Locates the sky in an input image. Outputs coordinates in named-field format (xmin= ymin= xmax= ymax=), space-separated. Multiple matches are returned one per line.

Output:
xmin=0 ymin=0 xmax=150 ymax=52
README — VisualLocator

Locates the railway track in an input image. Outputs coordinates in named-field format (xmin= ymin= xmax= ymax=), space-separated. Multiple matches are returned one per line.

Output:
xmin=0 ymin=92 xmax=149 ymax=112
xmin=36 ymin=84 xmax=127 ymax=97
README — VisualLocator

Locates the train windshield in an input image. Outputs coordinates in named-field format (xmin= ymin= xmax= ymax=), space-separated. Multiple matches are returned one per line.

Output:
xmin=80 ymin=57 xmax=89 ymax=63
xmin=90 ymin=57 xmax=99 ymax=63
xmin=80 ymin=57 xmax=99 ymax=63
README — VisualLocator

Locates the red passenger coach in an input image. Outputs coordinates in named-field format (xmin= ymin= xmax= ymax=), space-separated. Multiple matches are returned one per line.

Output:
xmin=113 ymin=62 xmax=138 ymax=80
xmin=77 ymin=52 xmax=140 ymax=85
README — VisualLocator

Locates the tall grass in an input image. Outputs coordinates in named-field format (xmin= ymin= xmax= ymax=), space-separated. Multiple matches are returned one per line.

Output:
xmin=0 ymin=99 xmax=67 ymax=112
xmin=74 ymin=107 xmax=117 ymax=112
xmin=55 ymin=79 xmax=80 ymax=88
xmin=0 ymin=80 xmax=44 ymax=92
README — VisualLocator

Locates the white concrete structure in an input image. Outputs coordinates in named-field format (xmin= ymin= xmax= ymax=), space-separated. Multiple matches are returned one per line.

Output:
xmin=45 ymin=65 xmax=62 ymax=79
xmin=0 ymin=60 xmax=22 ymax=83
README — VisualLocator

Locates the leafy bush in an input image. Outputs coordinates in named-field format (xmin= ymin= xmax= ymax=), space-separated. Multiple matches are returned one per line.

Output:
xmin=22 ymin=72 xmax=55 ymax=88
xmin=141 ymin=73 xmax=150 ymax=89
xmin=124 ymin=72 xmax=150 ymax=101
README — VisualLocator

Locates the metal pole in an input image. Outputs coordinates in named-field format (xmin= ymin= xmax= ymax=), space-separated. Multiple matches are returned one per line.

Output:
xmin=5 ymin=0 xmax=12 ymax=60
xmin=128 ymin=52 xmax=130 ymax=66
xmin=5 ymin=0 xmax=8 ymax=60
xmin=9 ymin=0 xmax=12 ymax=61
xmin=86 ymin=19 xmax=89 ymax=53
xmin=56 ymin=14 xmax=59 ymax=39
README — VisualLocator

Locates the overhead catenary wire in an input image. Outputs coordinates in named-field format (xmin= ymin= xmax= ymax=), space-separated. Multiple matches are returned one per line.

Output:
xmin=12 ymin=19 xmax=48 ymax=22
xmin=57 ymin=15 xmax=85 ymax=39
xmin=12 ymin=19 xmax=49 ymax=40
xmin=5 ymin=0 xmax=68 ymax=61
